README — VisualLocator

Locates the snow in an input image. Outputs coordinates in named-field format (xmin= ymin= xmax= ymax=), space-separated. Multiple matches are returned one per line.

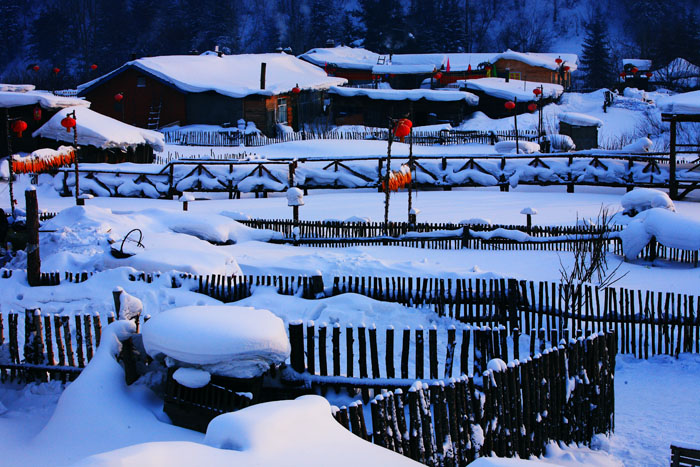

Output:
xmin=173 ymin=367 xmax=211 ymax=389
xmin=0 ymin=84 xmax=35 ymax=92
xmin=620 ymin=188 xmax=675 ymax=215
xmin=287 ymin=187 xmax=304 ymax=206
xmin=620 ymin=137 xmax=653 ymax=153
xmin=494 ymin=141 xmax=541 ymax=154
xmin=141 ymin=305 xmax=290 ymax=378
xmin=657 ymin=90 xmax=700 ymax=115
xmin=622 ymin=59 xmax=652 ymax=70
xmin=299 ymin=46 xmax=379 ymax=71
xmin=549 ymin=134 xmax=576 ymax=151
xmin=0 ymin=89 xmax=89 ymax=110
xmin=33 ymin=106 xmax=164 ymax=152
xmin=79 ymin=53 xmax=347 ymax=99
xmin=559 ymin=112 xmax=603 ymax=127
xmin=520 ymin=207 xmax=538 ymax=215
xmin=115 ymin=287 xmax=143 ymax=320
xmin=329 ymin=86 xmax=479 ymax=104
xmin=620 ymin=208 xmax=700 ymax=259
xmin=496 ymin=50 xmax=578 ymax=72
xmin=457 ymin=78 xmax=564 ymax=102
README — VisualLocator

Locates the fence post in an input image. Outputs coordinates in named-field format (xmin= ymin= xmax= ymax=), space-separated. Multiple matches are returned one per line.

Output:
xmin=289 ymin=321 xmax=305 ymax=373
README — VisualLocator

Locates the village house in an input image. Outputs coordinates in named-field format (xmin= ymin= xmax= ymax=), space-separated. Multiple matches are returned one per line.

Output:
xmin=621 ymin=59 xmax=653 ymax=91
xmin=77 ymin=52 xmax=347 ymax=136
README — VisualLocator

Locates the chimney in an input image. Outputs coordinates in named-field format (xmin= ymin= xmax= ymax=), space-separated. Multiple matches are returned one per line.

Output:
xmin=505 ymin=67 xmax=510 ymax=83
xmin=260 ymin=62 xmax=267 ymax=90
xmin=215 ymin=45 xmax=223 ymax=57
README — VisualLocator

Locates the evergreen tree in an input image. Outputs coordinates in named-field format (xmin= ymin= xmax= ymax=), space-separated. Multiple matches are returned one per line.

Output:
xmin=580 ymin=10 xmax=614 ymax=89
xmin=309 ymin=0 xmax=337 ymax=48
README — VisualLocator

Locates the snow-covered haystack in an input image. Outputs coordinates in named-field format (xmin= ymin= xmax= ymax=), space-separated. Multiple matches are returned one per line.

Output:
xmin=621 ymin=137 xmax=653 ymax=153
xmin=142 ymin=306 xmax=291 ymax=379
xmin=620 ymin=208 xmax=700 ymax=260
xmin=494 ymin=140 xmax=540 ymax=154
xmin=549 ymin=134 xmax=576 ymax=152
xmin=559 ymin=112 xmax=603 ymax=128
xmin=621 ymin=188 xmax=675 ymax=217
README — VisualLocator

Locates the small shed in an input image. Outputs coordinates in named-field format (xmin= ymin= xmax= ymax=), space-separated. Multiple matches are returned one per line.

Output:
xmin=328 ymin=86 xmax=479 ymax=127
xmin=558 ymin=112 xmax=603 ymax=150
xmin=0 ymin=85 xmax=89 ymax=157
xmin=622 ymin=59 xmax=653 ymax=91
xmin=33 ymin=106 xmax=164 ymax=163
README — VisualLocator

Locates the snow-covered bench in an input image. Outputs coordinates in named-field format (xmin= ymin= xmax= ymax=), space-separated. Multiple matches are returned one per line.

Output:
xmin=671 ymin=443 xmax=700 ymax=467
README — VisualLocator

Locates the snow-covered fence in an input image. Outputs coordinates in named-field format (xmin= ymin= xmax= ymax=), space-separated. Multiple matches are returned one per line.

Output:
xmin=52 ymin=152 xmax=700 ymax=200
xmin=331 ymin=331 xmax=616 ymax=466
xmin=161 ymin=128 xmax=539 ymax=148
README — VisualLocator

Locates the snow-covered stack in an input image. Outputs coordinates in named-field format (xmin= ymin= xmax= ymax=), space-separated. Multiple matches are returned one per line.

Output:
xmin=621 ymin=188 xmax=675 ymax=217
xmin=619 ymin=208 xmax=700 ymax=260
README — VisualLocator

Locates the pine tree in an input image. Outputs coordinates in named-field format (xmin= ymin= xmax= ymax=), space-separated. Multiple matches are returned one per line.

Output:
xmin=580 ymin=10 xmax=614 ymax=90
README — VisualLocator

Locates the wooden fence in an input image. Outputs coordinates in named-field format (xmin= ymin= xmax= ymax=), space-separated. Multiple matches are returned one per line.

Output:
xmin=331 ymin=331 xmax=616 ymax=466
xmin=162 ymin=129 xmax=539 ymax=148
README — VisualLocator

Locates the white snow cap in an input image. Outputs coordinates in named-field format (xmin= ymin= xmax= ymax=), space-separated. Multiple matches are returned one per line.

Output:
xmin=287 ymin=187 xmax=304 ymax=206
xmin=620 ymin=208 xmax=700 ymax=259
xmin=329 ymin=86 xmax=479 ymax=104
xmin=559 ymin=112 xmax=603 ymax=128
xmin=79 ymin=53 xmax=347 ymax=98
xmin=549 ymin=134 xmax=576 ymax=151
xmin=33 ymin=106 xmax=164 ymax=151
xmin=495 ymin=140 xmax=540 ymax=154
xmin=622 ymin=59 xmax=652 ymax=70
xmin=142 ymin=305 xmax=291 ymax=378
xmin=0 ymin=88 xmax=89 ymax=110
xmin=496 ymin=50 xmax=578 ymax=71
xmin=621 ymin=188 xmax=675 ymax=216
xmin=486 ymin=358 xmax=508 ymax=372
xmin=520 ymin=207 xmax=538 ymax=215
xmin=621 ymin=137 xmax=653 ymax=153
xmin=657 ymin=90 xmax=700 ymax=115
xmin=460 ymin=218 xmax=492 ymax=226
xmin=173 ymin=367 xmax=211 ymax=389
xmin=458 ymin=77 xmax=563 ymax=102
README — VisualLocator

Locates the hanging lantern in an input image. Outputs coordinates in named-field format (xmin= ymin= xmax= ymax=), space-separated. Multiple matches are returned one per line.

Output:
xmin=292 ymin=84 xmax=301 ymax=94
xmin=53 ymin=67 xmax=60 ymax=75
xmin=532 ymin=88 xmax=542 ymax=96
xmin=434 ymin=72 xmax=443 ymax=80
xmin=504 ymin=101 xmax=516 ymax=110
xmin=527 ymin=103 xmax=537 ymax=112
xmin=631 ymin=67 xmax=638 ymax=74
xmin=114 ymin=93 xmax=124 ymax=102
xmin=33 ymin=106 xmax=42 ymax=121
xmin=555 ymin=57 xmax=563 ymax=65
xmin=563 ymin=66 xmax=570 ymax=72
xmin=90 ymin=63 xmax=98 ymax=70
xmin=620 ymin=72 xmax=626 ymax=78
xmin=467 ymin=64 xmax=472 ymax=71
xmin=32 ymin=65 xmax=40 ymax=72
xmin=11 ymin=120 xmax=28 ymax=138
xmin=61 ymin=116 xmax=76 ymax=133
xmin=646 ymin=72 xmax=653 ymax=78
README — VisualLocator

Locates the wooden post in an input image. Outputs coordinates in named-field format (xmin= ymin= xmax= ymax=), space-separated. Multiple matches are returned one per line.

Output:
xmin=25 ymin=188 xmax=41 ymax=287
xmin=669 ymin=118 xmax=678 ymax=199
xmin=4 ymin=109 xmax=16 ymax=217
xmin=513 ymin=97 xmax=520 ymax=155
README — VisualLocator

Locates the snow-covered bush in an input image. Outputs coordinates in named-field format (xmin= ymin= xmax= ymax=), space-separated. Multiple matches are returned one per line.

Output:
xmin=621 ymin=188 xmax=675 ymax=217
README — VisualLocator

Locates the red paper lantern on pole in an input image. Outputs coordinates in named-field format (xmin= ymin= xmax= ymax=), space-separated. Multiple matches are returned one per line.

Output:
xmin=555 ymin=57 xmax=563 ymax=65
xmin=393 ymin=118 xmax=412 ymax=141
xmin=53 ymin=67 xmax=60 ymax=75
xmin=646 ymin=72 xmax=653 ymax=78
xmin=527 ymin=103 xmax=537 ymax=112
xmin=33 ymin=106 xmax=42 ymax=121
xmin=434 ymin=72 xmax=443 ymax=80
xmin=292 ymin=84 xmax=301 ymax=94
xmin=114 ymin=93 xmax=124 ymax=102
xmin=620 ymin=72 xmax=626 ymax=78
xmin=532 ymin=88 xmax=542 ymax=96
xmin=504 ymin=101 xmax=516 ymax=110
xmin=90 ymin=64 xmax=98 ymax=70
xmin=563 ymin=66 xmax=570 ymax=72
xmin=11 ymin=120 xmax=28 ymax=138
xmin=61 ymin=116 xmax=76 ymax=133
xmin=631 ymin=67 xmax=638 ymax=74
xmin=32 ymin=65 xmax=40 ymax=72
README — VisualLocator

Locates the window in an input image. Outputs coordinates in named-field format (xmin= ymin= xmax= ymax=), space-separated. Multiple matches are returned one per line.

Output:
xmin=137 ymin=77 xmax=146 ymax=88
xmin=276 ymin=98 xmax=288 ymax=124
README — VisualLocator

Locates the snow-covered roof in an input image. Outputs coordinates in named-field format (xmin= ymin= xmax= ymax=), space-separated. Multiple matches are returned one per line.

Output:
xmin=298 ymin=47 xmax=578 ymax=74
xmin=657 ymin=90 xmax=700 ymax=115
xmin=0 ymin=88 xmax=89 ymax=110
xmin=33 ymin=106 xmax=165 ymax=151
xmin=559 ymin=112 xmax=603 ymax=127
xmin=495 ymin=50 xmax=578 ymax=72
xmin=329 ymin=86 xmax=479 ymax=104
xmin=79 ymin=53 xmax=347 ymax=99
xmin=652 ymin=58 xmax=700 ymax=89
xmin=457 ymin=78 xmax=563 ymax=102
xmin=623 ymin=59 xmax=652 ymax=70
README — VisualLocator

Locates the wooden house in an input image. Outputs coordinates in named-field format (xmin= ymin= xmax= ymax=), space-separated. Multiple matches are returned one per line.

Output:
xmin=77 ymin=53 xmax=346 ymax=136
xmin=32 ymin=106 xmax=164 ymax=164
xmin=558 ymin=112 xmax=603 ymax=150
xmin=328 ymin=86 xmax=479 ymax=127
xmin=0 ymin=85 xmax=88 ymax=157
xmin=455 ymin=78 xmax=564 ymax=118
xmin=492 ymin=51 xmax=577 ymax=88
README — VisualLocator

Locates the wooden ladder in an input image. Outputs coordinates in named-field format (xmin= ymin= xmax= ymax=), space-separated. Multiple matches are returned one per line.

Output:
xmin=147 ymin=101 xmax=162 ymax=130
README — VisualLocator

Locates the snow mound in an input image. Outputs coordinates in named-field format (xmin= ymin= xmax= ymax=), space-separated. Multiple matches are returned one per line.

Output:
xmin=621 ymin=188 xmax=675 ymax=216
xmin=173 ymin=367 xmax=211 ymax=388
xmin=495 ymin=140 xmax=540 ymax=154
xmin=549 ymin=134 xmax=576 ymax=151
xmin=142 ymin=305 xmax=291 ymax=378
xmin=0 ymin=89 xmax=88 ymax=110
xmin=620 ymin=208 xmax=700 ymax=259
xmin=621 ymin=137 xmax=653 ymax=153
xmin=559 ymin=112 xmax=603 ymax=127
xmin=657 ymin=90 xmax=700 ymax=114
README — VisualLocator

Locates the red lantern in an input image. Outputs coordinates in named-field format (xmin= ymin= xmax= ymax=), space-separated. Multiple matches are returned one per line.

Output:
xmin=33 ymin=106 xmax=42 ymax=121
xmin=532 ymin=88 xmax=542 ymax=96
xmin=114 ymin=93 xmax=124 ymax=102
xmin=292 ymin=85 xmax=301 ymax=94
xmin=53 ymin=67 xmax=60 ymax=74
xmin=555 ymin=57 xmax=563 ymax=65
xmin=527 ymin=103 xmax=537 ymax=112
xmin=434 ymin=72 xmax=443 ymax=80
xmin=631 ymin=67 xmax=638 ymax=74
xmin=32 ymin=65 xmax=40 ymax=72
xmin=90 ymin=64 xmax=98 ymax=70
xmin=11 ymin=120 xmax=28 ymax=138
xmin=563 ymin=65 xmax=570 ymax=72
xmin=620 ymin=72 xmax=626 ymax=78
xmin=485 ymin=65 xmax=492 ymax=71
xmin=61 ymin=116 xmax=76 ymax=133
xmin=504 ymin=101 xmax=516 ymax=110
xmin=646 ymin=72 xmax=653 ymax=78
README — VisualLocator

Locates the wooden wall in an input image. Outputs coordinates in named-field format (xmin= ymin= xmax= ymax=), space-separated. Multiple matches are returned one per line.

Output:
xmin=493 ymin=59 xmax=571 ymax=87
